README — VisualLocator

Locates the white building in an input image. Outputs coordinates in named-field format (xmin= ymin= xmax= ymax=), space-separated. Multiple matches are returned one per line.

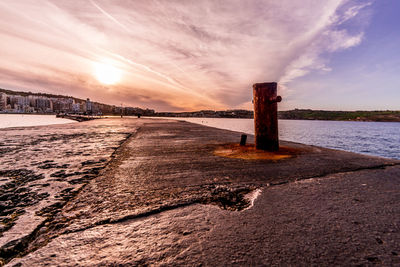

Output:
xmin=0 ymin=93 xmax=7 ymax=110
xmin=72 ymin=103 xmax=81 ymax=113
xmin=86 ymin=98 xmax=92 ymax=114
xmin=17 ymin=96 xmax=29 ymax=108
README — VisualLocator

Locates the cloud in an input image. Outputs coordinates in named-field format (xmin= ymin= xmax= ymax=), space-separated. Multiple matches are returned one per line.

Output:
xmin=0 ymin=0 xmax=372 ymax=111
xmin=326 ymin=30 xmax=364 ymax=51
xmin=279 ymin=1 xmax=373 ymax=89
xmin=341 ymin=2 xmax=373 ymax=23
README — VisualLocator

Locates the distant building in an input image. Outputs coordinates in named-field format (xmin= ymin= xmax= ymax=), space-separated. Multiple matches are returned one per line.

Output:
xmin=0 ymin=89 xmax=153 ymax=116
xmin=28 ymin=95 xmax=37 ymax=107
xmin=86 ymin=98 xmax=92 ymax=114
xmin=72 ymin=103 xmax=81 ymax=113
xmin=9 ymin=95 xmax=18 ymax=110
xmin=0 ymin=93 xmax=7 ymax=110
xmin=80 ymin=102 xmax=86 ymax=113
xmin=17 ymin=96 xmax=30 ymax=110
xmin=52 ymin=98 xmax=74 ymax=113
xmin=36 ymin=97 xmax=52 ymax=112
xmin=143 ymin=108 xmax=155 ymax=116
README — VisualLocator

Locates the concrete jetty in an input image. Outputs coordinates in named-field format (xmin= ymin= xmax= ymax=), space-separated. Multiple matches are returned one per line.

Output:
xmin=55 ymin=114 xmax=98 ymax=122
xmin=1 ymin=118 xmax=399 ymax=266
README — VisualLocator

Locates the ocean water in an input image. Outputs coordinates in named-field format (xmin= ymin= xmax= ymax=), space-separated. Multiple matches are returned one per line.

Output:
xmin=1 ymin=115 xmax=399 ymax=160
xmin=166 ymin=117 xmax=400 ymax=160
xmin=0 ymin=114 xmax=74 ymax=129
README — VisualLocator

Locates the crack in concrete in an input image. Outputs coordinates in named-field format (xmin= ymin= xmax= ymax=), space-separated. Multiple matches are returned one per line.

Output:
xmin=293 ymin=162 xmax=400 ymax=182
xmin=39 ymin=186 xmax=259 ymax=241
xmin=1 ymin=186 xmax=259 ymax=266
xmin=262 ymin=163 xmax=400 ymax=189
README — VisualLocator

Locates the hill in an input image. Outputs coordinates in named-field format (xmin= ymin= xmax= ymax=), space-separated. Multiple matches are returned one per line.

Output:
xmin=278 ymin=109 xmax=400 ymax=122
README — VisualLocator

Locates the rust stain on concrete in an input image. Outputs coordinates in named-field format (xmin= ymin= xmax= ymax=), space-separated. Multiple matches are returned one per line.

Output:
xmin=214 ymin=144 xmax=302 ymax=160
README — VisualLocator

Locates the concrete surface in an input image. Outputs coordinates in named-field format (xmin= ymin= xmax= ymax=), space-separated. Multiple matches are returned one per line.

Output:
xmin=1 ymin=118 xmax=399 ymax=266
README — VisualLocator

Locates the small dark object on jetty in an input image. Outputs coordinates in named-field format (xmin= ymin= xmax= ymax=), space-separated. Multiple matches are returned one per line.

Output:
xmin=240 ymin=134 xmax=247 ymax=146
xmin=137 ymin=114 xmax=141 ymax=118
xmin=253 ymin=82 xmax=282 ymax=151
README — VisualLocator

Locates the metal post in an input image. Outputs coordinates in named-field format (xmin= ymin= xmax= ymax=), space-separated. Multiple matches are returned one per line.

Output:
xmin=253 ymin=82 xmax=282 ymax=151
xmin=240 ymin=134 xmax=247 ymax=146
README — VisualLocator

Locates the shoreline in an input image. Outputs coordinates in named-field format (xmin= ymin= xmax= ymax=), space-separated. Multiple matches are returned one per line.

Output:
xmin=1 ymin=112 xmax=400 ymax=123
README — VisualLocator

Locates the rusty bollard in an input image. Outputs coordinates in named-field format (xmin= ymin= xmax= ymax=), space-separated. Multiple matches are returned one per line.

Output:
xmin=240 ymin=134 xmax=247 ymax=146
xmin=253 ymin=82 xmax=282 ymax=151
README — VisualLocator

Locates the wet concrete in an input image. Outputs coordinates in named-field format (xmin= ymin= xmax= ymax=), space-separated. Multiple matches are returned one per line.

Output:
xmin=1 ymin=118 xmax=399 ymax=266
xmin=0 ymin=118 xmax=147 ymax=264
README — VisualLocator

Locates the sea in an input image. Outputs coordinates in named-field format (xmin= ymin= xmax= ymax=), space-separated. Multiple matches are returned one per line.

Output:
xmin=0 ymin=114 xmax=74 ymax=128
xmin=0 ymin=114 xmax=398 ymax=160
xmin=166 ymin=117 xmax=400 ymax=160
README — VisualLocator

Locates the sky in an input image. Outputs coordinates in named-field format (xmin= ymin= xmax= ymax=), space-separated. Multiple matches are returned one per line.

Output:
xmin=0 ymin=0 xmax=398 ymax=111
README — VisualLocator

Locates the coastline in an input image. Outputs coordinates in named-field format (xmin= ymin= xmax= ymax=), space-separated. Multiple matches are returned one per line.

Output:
xmin=1 ymin=118 xmax=399 ymax=265
xmin=2 ymin=110 xmax=400 ymax=122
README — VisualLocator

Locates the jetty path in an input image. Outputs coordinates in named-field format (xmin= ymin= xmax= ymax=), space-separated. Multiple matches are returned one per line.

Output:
xmin=1 ymin=118 xmax=399 ymax=266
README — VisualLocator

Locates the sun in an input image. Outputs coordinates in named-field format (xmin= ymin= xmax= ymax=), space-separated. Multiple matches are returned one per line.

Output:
xmin=94 ymin=61 xmax=122 ymax=85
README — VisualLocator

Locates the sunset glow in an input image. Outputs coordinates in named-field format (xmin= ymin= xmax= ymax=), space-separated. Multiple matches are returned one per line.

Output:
xmin=0 ymin=1 xmax=399 ymax=111
xmin=94 ymin=62 xmax=122 ymax=85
